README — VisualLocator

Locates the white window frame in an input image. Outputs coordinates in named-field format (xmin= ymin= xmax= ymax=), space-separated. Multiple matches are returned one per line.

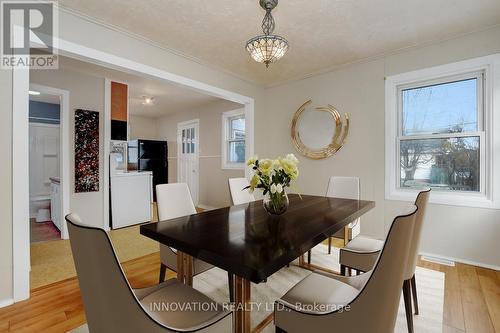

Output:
xmin=385 ymin=54 xmax=500 ymax=208
xmin=222 ymin=109 xmax=246 ymax=170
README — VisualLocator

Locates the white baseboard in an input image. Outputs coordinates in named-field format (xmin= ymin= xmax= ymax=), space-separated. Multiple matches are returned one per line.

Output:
xmin=420 ymin=251 xmax=500 ymax=271
xmin=0 ymin=298 xmax=14 ymax=308
xmin=421 ymin=255 xmax=455 ymax=266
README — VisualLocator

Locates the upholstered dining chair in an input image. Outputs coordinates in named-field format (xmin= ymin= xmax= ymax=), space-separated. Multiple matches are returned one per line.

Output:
xmin=66 ymin=213 xmax=233 ymax=333
xmin=156 ymin=183 xmax=234 ymax=302
xmin=274 ymin=206 xmax=418 ymax=333
xmin=228 ymin=177 xmax=255 ymax=205
xmin=339 ymin=188 xmax=430 ymax=333
xmin=402 ymin=189 xmax=430 ymax=333
xmin=307 ymin=176 xmax=361 ymax=264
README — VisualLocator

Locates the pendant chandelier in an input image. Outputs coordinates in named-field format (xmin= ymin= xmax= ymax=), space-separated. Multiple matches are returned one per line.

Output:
xmin=246 ymin=0 xmax=289 ymax=67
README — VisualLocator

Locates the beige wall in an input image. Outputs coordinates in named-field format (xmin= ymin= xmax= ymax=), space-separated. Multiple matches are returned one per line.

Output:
xmin=129 ymin=115 xmax=158 ymax=140
xmin=0 ymin=68 xmax=13 ymax=302
xmin=30 ymin=68 xmax=105 ymax=229
xmin=156 ymin=99 xmax=244 ymax=208
xmin=260 ymin=26 xmax=500 ymax=268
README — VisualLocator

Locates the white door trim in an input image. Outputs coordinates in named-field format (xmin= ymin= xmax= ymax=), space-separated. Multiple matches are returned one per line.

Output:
xmin=11 ymin=34 xmax=255 ymax=304
xmin=103 ymin=79 xmax=111 ymax=232
xmin=177 ymin=119 xmax=200 ymax=205
xmin=12 ymin=68 xmax=30 ymax=302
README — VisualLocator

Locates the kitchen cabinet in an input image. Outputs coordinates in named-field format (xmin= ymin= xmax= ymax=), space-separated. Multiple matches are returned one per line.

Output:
xmin=50 ymin=177 xmax=62 ymax=231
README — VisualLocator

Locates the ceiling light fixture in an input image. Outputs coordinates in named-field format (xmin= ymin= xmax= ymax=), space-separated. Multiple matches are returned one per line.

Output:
xmin=142 ymin=96 xmax=154 ymax=105
xmin=29 ymin=90 xmax=40 ymax=95
xmin=246 ymin=0 xmax=289 ymax=68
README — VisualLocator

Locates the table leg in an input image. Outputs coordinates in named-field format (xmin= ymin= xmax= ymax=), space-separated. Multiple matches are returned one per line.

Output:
xmin=185 ymin=255 xmax=193 ymax=286
xmin=176 ymin=251 xmax=194 ymax=286
xmin=344 ymin=226 xmax=349 ymax=246
xmin=234 ymin=276 xmax=251 ymax=333
xmin=177 ymin=251 xmax=185 ymax=283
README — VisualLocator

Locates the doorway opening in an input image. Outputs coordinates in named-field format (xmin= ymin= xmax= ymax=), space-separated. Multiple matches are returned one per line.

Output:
xmin=26 ymin=83 xmax=71 ymax=290
xmin=29 ymin=91 xmax=62 ymax=243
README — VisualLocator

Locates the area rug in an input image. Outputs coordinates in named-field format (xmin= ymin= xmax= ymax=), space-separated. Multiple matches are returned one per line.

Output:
xmin=30 ymin=224 xmax=159 ymax=289
xmin=71 ymin=245 xmax=444 ymax=333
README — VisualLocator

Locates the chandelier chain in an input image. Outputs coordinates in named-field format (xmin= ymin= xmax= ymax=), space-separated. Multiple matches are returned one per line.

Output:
xmin=261 ymin=9 xmax=275 ymax=35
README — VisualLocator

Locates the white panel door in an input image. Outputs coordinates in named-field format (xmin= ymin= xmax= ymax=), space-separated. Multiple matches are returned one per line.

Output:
xmin=177 ymin=120 xmax=199 ymax=205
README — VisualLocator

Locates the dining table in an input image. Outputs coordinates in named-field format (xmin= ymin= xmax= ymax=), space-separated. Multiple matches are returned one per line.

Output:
xmin=140 ymin=194 xmax=375 ymax=333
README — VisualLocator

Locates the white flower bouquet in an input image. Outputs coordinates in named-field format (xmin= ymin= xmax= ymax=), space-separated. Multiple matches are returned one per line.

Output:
xmin=245 ymin=154 xmax=299 ymax=215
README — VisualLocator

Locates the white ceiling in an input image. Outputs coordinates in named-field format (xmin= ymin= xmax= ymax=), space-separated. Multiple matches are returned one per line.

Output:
xmin=58 ymin=56 xmax=225 ymax=118
xmin=59 ymin=0 xmax=500 ymax=86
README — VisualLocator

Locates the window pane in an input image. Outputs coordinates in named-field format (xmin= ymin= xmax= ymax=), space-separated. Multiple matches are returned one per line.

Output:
xmin=181 ymin=129 xmax=185 ymax=154
xmin=190 ymin=128 xmax=195 ymax=154
xmin=400 ymin=136 xmax=480 ymax=191
xmin=230 ymin=117 xmax=245 ymax=140
xmin=402 ymin=78 xmax=478 ymax=135
xmin=228 ymin=141 xmax=245 ymax=163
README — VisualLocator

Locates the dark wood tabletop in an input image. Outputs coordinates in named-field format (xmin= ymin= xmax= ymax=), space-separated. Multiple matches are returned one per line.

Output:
xmin=140 ymin=194 xmax=375 ymax=283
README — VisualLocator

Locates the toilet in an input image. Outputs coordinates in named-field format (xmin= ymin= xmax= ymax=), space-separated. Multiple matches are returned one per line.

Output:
xmin=30 ymin=196 xmax=51 ymax=222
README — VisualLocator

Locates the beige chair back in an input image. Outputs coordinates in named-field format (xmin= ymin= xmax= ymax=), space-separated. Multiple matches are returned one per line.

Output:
xmin=326 ymin=176 xmax=360 ymax=199
xmin=326 ymin=176 xmax=360 ymax=228
xmin=349 ymin=206 xmax=417 ymax=331
xmin=156 ymin=183 xmax=198 ymax=272
xmin=66 ymin=214 xmax=172 ymax=332
xmin=156 ymin=183 xmax=197 ymax=220
xmin=228 ymin=178 xmax=255 ymax=205
xmin=275 ymin=206 xmax=417 ymax=332
xmin=405 ymin=189 xmax=431 ymax=279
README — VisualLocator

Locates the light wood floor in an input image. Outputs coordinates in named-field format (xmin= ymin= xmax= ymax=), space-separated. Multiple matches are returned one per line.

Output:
xmin=0 ymin=251 xmax=498 ymax=333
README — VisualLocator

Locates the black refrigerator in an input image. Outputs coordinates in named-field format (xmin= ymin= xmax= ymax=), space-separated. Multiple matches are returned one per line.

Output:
xmin=128 ymin=139 xmax=168 ymax=201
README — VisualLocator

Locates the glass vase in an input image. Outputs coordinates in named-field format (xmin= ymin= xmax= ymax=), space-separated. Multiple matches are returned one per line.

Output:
xmin=263 ymin=191 xmax=289 ymax=215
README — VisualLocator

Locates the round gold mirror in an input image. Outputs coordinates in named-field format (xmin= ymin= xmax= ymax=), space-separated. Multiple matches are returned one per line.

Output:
xmin=291 ymin=100 xmax=349 ymax=159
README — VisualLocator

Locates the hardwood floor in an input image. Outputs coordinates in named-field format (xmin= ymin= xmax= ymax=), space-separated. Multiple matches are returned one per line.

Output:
xmin=0 ymin=252 xmax=498 ymax=333
xmin=417 ymin=259 xmax=499 ymax=333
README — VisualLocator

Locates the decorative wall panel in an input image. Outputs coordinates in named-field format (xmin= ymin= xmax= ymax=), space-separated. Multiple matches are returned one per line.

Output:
xmin=75 ymin=109 xmax=99 ymax=192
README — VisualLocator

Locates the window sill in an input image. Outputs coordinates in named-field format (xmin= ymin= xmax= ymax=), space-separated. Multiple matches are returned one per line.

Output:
xmin=386 ymin=188 xmax=498 ymax=209
xmin=222 ymin=163 xmax=245 ymax=171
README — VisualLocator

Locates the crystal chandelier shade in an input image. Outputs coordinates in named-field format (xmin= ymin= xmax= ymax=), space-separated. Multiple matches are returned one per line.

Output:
xmin=246 ymin=0 xmax=289 ymax=67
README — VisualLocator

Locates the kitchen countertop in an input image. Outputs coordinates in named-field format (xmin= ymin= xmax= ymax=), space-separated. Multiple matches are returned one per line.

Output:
xmin=110 ymin=171 xmax=153 ymax=177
